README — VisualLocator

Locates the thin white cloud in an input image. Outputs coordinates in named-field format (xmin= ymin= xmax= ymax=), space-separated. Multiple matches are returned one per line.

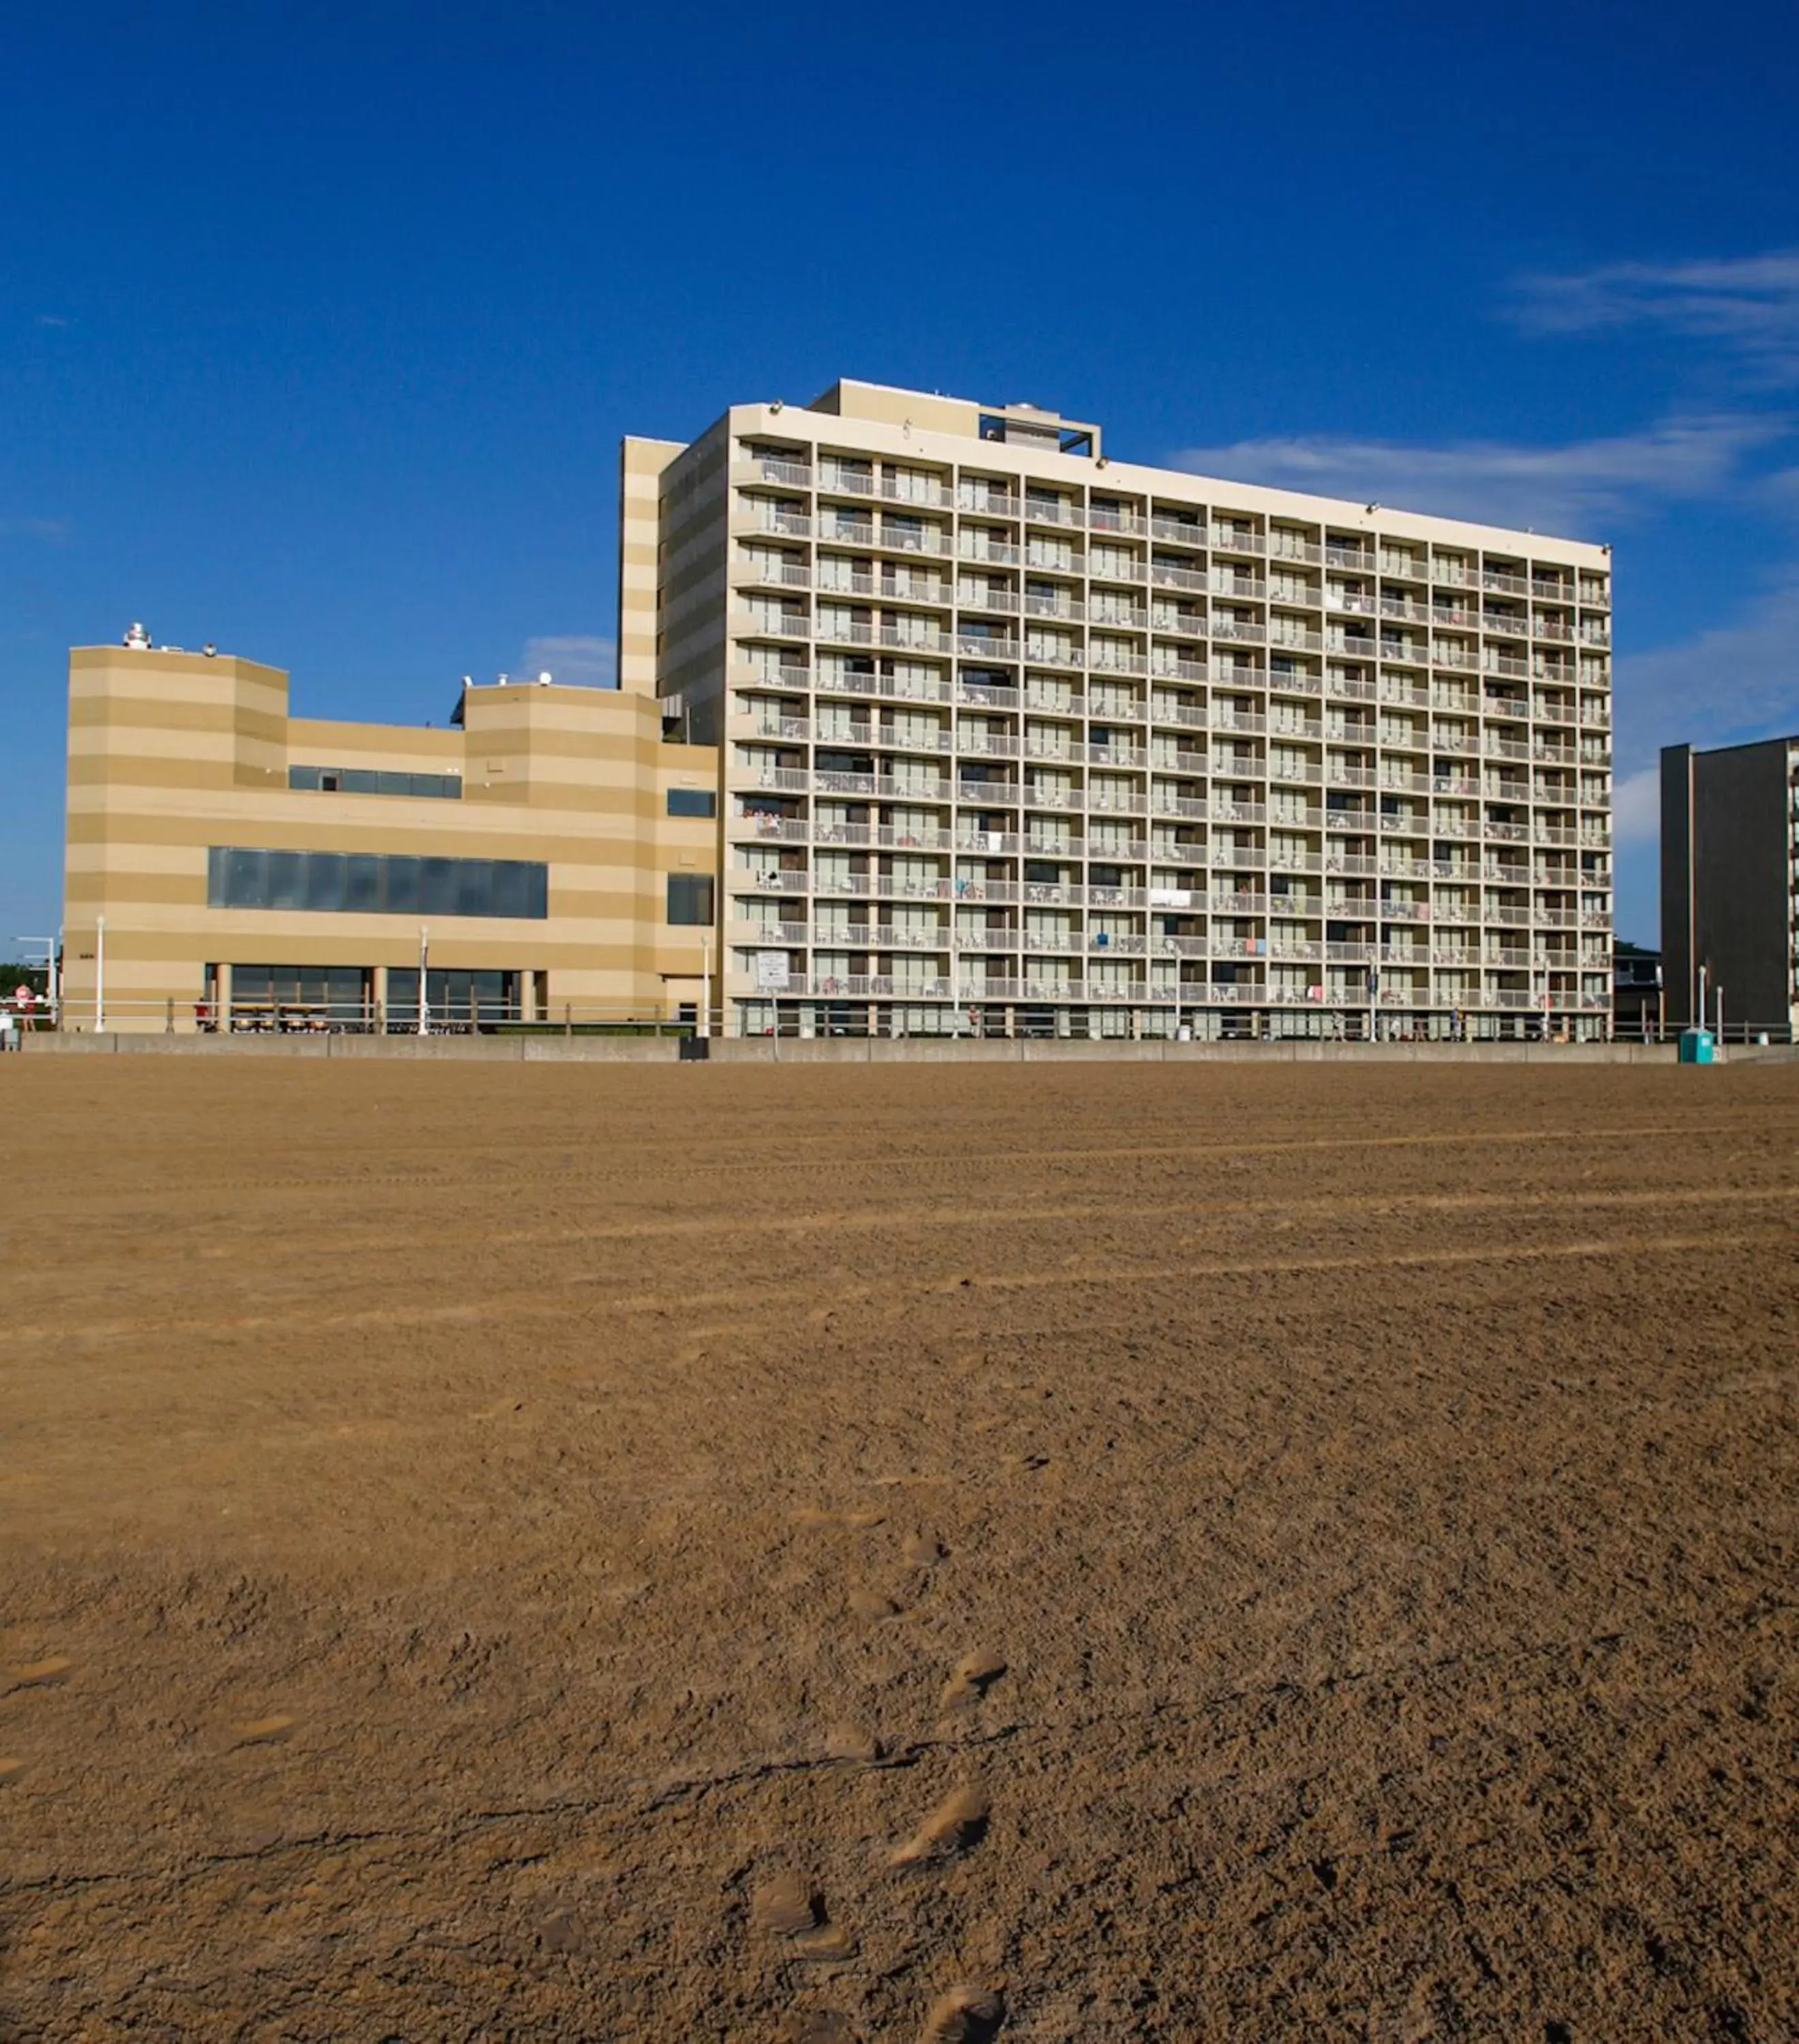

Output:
xmin=517 ymin=634 xmax=617 ymax=687
xmin=1516 ymin=251 xmax=1799 ymax=382
xmin=34 ymin=313 xmax=72 ymax=329
xmin=1612 ymin=768 xmax=1661 ymax=845
xmin=1613 ymin=570 xmax=1799 ymax=773
xmin=0 ymin=514 xmax=72 ymax=542
xmin=1608 ymin=572 xmax=1799 ymax=941
xmin=1167 ymin=414 xmax=1777 ymax=538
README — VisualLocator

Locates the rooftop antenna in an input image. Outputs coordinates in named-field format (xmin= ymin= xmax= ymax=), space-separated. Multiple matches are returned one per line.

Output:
xmin=202 ymin=642 xmax=217 ymax=657
xmin=496 ymin=672 xmax=510 ymax=685
xmin=123 ymin=621 xmax=150 ymax=649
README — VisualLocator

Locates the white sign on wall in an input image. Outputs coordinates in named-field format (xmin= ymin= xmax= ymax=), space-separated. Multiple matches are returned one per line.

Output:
xmin=754 ymin=950 xmax=791 ymax=991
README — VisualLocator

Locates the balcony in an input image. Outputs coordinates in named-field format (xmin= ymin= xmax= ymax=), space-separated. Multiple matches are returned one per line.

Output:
xmin=1024 ymin=593 xmax=1085 ymax=621
xmin=958 ymin=679 xmax=1021 ymax=711
xmin=1151 ymin=656 xmax=1208 ymax=684
xmin=733 ymin=456 xmax=813 ymax=489
xmin=959 ymin=536 xmax=1024 ymax=566
xmin=1151 ymin=562 xmax=1208 ymax=593
xmin=820 ymin=521 xmax=954 ymax=558
xmin=1090 ymin=647 xmax=1150 ymax=676
xmin=1088 ymin=506 xmax=1149 ymax=536
xmin=771 ymin=975 xmax=954 ymax=1000
xmin=1150 ymin=516 xmax=1208 ymax=548
xmin=1024 ymin=498 xmax=1086 ymax=530
xmin=732 ymin=506 xmax=812 ymax=542
xmin=735 ymin=610 xmax=810 ymax=640
xmin=956 ymin=634 xmax=1021 ymax=662
xmin=1482 ymin=569 xmax=1531 ymax=596
xmin=814 ymin=666 xmax=953 ymax=707
xmin=1212 ymin=527 xmax=1268 ymax=555
xmin=737 ymin=560 xmax=812 ymax=592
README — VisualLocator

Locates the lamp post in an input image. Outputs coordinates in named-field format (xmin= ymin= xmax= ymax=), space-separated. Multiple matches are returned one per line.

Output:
xmin=95 ymin=915 xmax=106 ymax=1034
xmin=417 ymin=927 xmax=429 ymax=1036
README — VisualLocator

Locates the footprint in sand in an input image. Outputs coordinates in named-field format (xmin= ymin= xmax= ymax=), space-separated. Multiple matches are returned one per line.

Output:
xmin=10 ymin=1658 xmax=72 ymax=1689
xmin=919 ymin=1984 xmax=1006 ymax=2041
xmin=889 ymin=1785 xmax=989 ymax=1868
xmin=826 ymin=1722 xmax=884 ymax=1765
xmin=902 ymin=1531 xmax=946 ymax=1568
xmin=778 ymin=2013 xmax=857 ymax=2044
xmin=752 ymin=1873 xmax=860 ymax=1962
xmin=234 ymin=1714 xmax=298 ymax=1746
xmin=848 ymin=1589 xmax=902 ymax=1622
xmin=0 ymin=1758 xmax=26 ymax=1783
xmin=795 ymin=1508 xmax=887 ymax=1530
xmin=752 ymin=1871 xmax=819 ymax=1937
xmin=938 ymin=1651 xmax=1007 ymax=1718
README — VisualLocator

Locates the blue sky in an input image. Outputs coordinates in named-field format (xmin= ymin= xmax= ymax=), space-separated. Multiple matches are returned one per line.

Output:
xmin=4 ymin=0 xmax=1798 ymax=950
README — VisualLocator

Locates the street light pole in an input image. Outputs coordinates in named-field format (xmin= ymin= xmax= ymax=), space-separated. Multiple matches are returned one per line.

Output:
xmin=95 ymin=915 xmax=106 ymax=1034
xmin=417 ymin=927 xmax=429 ymax=1036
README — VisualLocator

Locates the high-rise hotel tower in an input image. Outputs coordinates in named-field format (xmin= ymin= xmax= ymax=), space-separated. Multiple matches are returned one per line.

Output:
xmin=626 ymin=378 xmax=1614 ymax=1040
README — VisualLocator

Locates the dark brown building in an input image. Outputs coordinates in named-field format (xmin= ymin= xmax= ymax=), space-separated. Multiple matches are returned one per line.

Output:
xmin=1661 ymin=738 xmax=1799 ymax=1036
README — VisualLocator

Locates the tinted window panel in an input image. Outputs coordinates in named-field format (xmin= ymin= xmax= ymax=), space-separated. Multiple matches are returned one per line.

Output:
xmin=266 ymin=851 xmax=305 ymax=910
xmin=206 ymin=848 xmax=544 ymax=918
xmin=305 ymin=853 xmax=346 ymax=912
xmin=384 ymin=857 xmax=421 ymax=914
xmin=289 ymin=765 xmax=462 ymax=800
xmin=345 ymin=854 xmax=381 ymax=912
xmin=667 ymin=788 xmax=717 ymax=818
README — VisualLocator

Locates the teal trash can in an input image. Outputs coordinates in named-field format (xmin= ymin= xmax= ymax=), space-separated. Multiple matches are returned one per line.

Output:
xmin=1678 ymin=1028 xmax=1717 ymax=1065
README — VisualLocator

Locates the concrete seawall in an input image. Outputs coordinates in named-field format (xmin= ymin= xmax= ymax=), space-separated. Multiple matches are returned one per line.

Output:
xmin=18 ymin=1032 xmax=1712 ymax=1066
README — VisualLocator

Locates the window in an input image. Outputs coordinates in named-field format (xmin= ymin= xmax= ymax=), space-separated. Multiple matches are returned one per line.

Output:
xmin=290 ymin=765 xmax=463 ymax=799
xmin=666 ymin=788 xmax=717 ymax=818
xmin=666 ymin=873 xmax=715 ymax=925
xmin=208 ymin=848 xmax=547 ymax=918
xmin=230 ymin=964 xmax=370 ymax=1013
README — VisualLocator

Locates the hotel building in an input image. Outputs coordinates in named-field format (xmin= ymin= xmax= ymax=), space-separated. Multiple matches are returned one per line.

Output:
xmin=62 ymin=377 xmax=1614 ymax=1038
xmin=630 ymin=379 xmax=1614 ymax=1039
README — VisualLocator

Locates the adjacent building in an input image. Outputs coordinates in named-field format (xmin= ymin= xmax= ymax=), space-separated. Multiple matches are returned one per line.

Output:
xmin=630 ymin=378 xmax=1614 ymax=1039
xmin=63 ymin=377 xmax=1617 ymax=1038
xmin=62 ymin=643 xmax=718 ymax=1031
xmin=1661 ymin=737 xmax=1799 ymax=1036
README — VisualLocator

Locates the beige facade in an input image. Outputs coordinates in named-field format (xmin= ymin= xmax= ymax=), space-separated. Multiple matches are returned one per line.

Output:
xmin=62 ymin=375 xmax=1616 ymax=1042
xmin=63 ymin=645 xmax=719 ymax=1032
xmin=632 ymin=378 xmax=1616 ymax=1040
